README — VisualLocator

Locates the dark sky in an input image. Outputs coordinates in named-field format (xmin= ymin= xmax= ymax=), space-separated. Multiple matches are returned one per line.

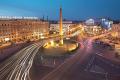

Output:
xmin=0 ymin=0 xmax=120 ymax=20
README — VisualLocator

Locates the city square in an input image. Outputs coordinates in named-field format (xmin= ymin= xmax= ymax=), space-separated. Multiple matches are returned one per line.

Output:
xmin=0 ymin=0 xmax=120 ymax=80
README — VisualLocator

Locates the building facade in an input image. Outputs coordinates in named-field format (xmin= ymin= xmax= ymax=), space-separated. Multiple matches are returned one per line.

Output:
xmin=111 ymin=23 xmax=120 ymax=38
xmin=83 ymin=25 xmax=103 ymax=36
xmin=50 ymin=21 xmax=74 ymax=35
xmin=0 ymin=19 xmax=49 ymax=44
xmin=85 ymin=19 xmax=95 ymax=26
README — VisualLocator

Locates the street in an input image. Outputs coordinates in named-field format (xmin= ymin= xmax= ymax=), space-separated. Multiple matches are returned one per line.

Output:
xmin=41 ymin=34 xmax=120 ymax=80
xmin=0 ymin=41 xmax=45 ymax=80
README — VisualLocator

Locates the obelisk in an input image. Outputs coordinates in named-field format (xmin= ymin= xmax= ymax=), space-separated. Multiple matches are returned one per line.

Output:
xmin=59 ymin=7 xmax=63 ymax=45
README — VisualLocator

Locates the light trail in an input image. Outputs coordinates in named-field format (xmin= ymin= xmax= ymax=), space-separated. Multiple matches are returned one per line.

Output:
xmin=0 ymin=41 xmax=45 ymax=80
xmin=0 ymin=29 xmax=112 ymax=80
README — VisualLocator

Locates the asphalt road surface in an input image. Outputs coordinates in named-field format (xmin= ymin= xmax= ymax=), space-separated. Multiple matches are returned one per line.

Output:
xmin=41 ymin=33 xmax=120 ymax=80
xmin=0 ymin=41 xmax=45 ymax=80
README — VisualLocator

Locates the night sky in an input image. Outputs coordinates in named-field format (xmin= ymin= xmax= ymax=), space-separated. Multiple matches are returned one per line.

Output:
xmin=0 ymin=0 xmax=120 ymax=20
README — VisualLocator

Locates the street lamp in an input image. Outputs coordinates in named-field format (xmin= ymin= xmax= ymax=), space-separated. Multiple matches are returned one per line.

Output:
xmin=5 ymin=38 xmax=10 ymax=42
xmin=40 ymin=33 xmax=43 ymax=36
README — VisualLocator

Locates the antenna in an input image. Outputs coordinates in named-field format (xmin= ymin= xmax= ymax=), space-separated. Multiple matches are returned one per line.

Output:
xmin=47 ymin=16 xmax=48 ymax=21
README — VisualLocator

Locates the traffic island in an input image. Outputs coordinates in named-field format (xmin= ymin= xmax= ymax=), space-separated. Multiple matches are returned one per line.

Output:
xmin=42 ymin=40 xmax=79 ymax=56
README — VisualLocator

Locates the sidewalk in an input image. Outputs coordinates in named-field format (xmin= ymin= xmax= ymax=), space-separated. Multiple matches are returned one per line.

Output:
xmin=0 ymin=43 xmax=11 ymax=49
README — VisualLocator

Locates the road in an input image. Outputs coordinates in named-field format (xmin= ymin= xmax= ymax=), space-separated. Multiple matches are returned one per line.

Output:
xmin=0 ymin=31 xmax=117 ymax=80
xmin=0 ymin=29 xmax=79 ymax=80
xmin=0 ymin=41 xmax=45 ymax=80
xmin=41 ymin=38 xmax=97 ymax=80
xmin=41 ymin=32 xmax=119 ymax=80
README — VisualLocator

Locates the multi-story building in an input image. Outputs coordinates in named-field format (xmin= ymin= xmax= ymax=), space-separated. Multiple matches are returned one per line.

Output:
xmin=83 ymin=25 xmax=103 ymax=36
xmin=50 ymin=21 xmax=75 ymax=34
xmin=85 ymin=19 xmax=95 ymax=26
xmin=84 ymin=19 xmax=106 ymax=36
xmin=111 ymin=23 xmax=120 ymax=38
xmin=0 ymin=19 xmax=49 ymax=44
